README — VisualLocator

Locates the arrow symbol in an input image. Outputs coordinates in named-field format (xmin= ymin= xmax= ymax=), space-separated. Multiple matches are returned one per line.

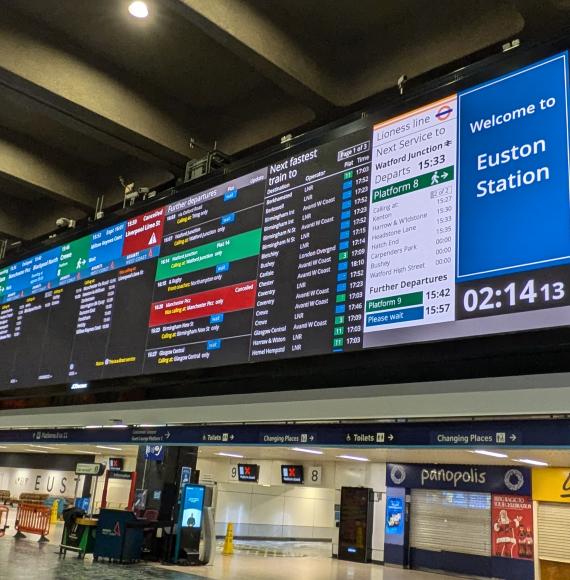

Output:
xmin=388 ymin=434 xmax=394 ymax=441
xmin=309 ymin=435 xmax=314 ymax=442
xmin=509 ymin=434 xmax=517 ymax=441
xmin=441 ymin=172 xmax=448 ymax=179
xmin=230 ymin=434 xmax=234 ymax=441
xmin=165 ymin=431 xmax=171 ymax=439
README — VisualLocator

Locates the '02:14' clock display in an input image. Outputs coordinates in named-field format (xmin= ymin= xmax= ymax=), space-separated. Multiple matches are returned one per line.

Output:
xmin=458 ymin=277 xmax=567 ymax=318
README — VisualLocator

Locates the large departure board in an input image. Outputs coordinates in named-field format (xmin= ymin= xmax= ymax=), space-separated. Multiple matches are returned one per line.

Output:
xmin=1 ymin=50 xmax=570 ymax=390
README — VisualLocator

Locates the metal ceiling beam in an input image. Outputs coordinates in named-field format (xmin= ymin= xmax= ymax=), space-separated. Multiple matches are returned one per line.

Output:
xmin=0 ymin=131 xmax=94 ymax=211
xmin=172 ymin=0 xmax=338 ymax=114
xmin=0 ymin=10 xmax=190 ymax=176
xmin=513 ymin=0 xmax=570 ymax=40
xmin=0 ymin=203 xmax=25 ymax=240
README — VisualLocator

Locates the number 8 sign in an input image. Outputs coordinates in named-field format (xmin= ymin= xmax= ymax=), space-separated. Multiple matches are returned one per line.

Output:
xmin=309 ymin=466 xmax=322 ymax=486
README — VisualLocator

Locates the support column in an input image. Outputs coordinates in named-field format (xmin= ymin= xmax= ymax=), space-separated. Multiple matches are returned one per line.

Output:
xmin=135 ymin=446 xmax=198 ymax=521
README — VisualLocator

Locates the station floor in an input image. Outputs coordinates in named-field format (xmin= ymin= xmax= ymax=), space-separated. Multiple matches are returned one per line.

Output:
xmin=0 ymin=533 xmax=464 ymax=580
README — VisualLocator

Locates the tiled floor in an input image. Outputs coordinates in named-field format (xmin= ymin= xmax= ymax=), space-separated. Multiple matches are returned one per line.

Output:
xmin=166 ymin=554 xmax=466 ymax=580
xmin=0 ymin=535 xmax=192 ymax=580
xmin=0 ymin=531 xmax=466 ymax=580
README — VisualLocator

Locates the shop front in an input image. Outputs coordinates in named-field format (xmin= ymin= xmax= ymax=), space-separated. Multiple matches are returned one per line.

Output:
xmin=384 ymin=463 xmax=534 ymax=580
xmin=532 ymin=467 xmax=570 ymax=580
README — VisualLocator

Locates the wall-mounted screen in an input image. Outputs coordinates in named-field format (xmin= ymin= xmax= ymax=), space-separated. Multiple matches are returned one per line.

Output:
xmin=0 ymin=50 xmax=569 ymax=391
xmin=108 ymin=457 xmax=124 ymax=471
xmin=281 ymin=465 xmax=304 ymax=484
xmin=238 ymin=464 xmax=259 ymax=482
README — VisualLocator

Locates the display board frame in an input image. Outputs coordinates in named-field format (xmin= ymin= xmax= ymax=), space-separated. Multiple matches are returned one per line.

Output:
xmin=2 ymin=36 xmax=570 ymax=408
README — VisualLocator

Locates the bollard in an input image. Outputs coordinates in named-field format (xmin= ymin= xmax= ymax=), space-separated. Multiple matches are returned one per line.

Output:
xmin=222 ymin=522 xmax=234 ymax=555
xmin=50 ymin=500 xmax=59 ymax=525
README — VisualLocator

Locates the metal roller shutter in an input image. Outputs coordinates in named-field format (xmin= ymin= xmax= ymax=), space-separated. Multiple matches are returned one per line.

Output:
xmin=538 ymin=502 xmax=570 ymax=563
xmin=411 ymin=489 xmax=492 ymax=556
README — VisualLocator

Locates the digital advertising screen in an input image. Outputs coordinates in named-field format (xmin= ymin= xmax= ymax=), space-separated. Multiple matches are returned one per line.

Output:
xmin=281 ymin=465 xmax=304 ymax=484
xmin=0 ymin=49 xmax=569 ymax=392
xmin=238 ymin=464 xmax=259 ymax=482
xmin=181 ymin=484 xmax=205 ymax=529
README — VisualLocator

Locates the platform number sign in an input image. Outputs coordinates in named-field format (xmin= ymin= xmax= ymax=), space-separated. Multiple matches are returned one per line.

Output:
xmin=308 ymin=466 xmax=322 ymax=486
xmin=229 ymin=464 xmax=239 ymax=481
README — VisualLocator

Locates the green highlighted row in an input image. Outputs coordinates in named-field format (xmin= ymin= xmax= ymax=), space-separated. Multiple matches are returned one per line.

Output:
xmin=366 ymin=291 xmax=423 ymax=313
xmin=155 ymin=228 xmax=262 ymax=281
xmin=372 ymin=165 xmax=454 ymax=203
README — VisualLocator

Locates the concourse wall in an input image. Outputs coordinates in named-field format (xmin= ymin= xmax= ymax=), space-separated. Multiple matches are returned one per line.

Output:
xmin=197 ymin=456 xmax=387 ymax=562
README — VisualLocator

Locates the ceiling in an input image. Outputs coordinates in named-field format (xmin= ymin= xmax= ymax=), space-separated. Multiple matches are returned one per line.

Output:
xmin=197 ymin=445 xmax=567 ymax=468
xmin=0 ymin=442 xmax=567 ymax=469
xmin=0 ymin=442 xmax=138 ymax=458
xmin=0 ymin=0 xmax=567 ymax=243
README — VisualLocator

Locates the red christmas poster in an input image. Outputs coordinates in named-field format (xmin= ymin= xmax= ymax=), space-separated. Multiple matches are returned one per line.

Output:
xmin=491 ymin=494 xmax=534 ymax=560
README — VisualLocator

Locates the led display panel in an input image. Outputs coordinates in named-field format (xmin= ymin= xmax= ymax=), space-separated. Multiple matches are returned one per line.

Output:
xmin=0 ymin=50 xmax=569 ymax=390
xmin=281 ymin=465 xmax=304 ymax=484
xmin=238 ymin=464 xmax=259 ymax=482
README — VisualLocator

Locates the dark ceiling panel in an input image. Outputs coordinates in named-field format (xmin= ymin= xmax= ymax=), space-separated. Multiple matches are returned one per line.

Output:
xmin=0 ymin=0 xmax=568 ymax=242
xmin=9 ymin=0 xmax=275 ymax=110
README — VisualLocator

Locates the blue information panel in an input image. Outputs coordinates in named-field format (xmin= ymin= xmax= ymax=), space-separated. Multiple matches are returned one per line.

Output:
xmin=458 ymin=53 xmax=570 ymax=281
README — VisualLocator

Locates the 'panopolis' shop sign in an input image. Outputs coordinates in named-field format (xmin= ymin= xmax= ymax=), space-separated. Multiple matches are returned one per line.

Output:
xmin=386 ymin=463 xmax=531 ymax=495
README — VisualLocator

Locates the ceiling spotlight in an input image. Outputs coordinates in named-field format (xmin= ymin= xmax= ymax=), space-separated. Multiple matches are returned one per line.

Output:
xmin=470 ymin=450 xmax=509 ymax=459
xmin=290 ymin=448 xmax=323 ymax=455
xmin=514 ymin=458 xmax=549 ymax=467
xmin=128 ymin=1 xmax=149 ymax=18
xmin=216 ymin=452 xmax=244 ymax=459
xmin=336 ymin=455 xmax=369 ymax=462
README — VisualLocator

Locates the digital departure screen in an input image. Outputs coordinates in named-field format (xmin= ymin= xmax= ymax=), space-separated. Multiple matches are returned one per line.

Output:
xmin=281 ymin=465 xmax=304 ymax=484
xmin=238 ymin=464 xmax=259 ymax=482
xmin=0 ymin=51 xmax=569 ymax=390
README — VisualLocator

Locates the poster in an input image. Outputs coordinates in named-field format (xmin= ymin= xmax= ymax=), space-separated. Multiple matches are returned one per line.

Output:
xmin=385 ymin=496 xmax=405 ymax=536
xmin=491 ymin=494 xmax=534 ymax=559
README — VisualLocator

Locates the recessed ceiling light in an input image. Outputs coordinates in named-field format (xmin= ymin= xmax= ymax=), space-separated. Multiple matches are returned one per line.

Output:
xmin=470 ymin=450 xmax=509 ymax=459
xmin=128 ymin=1 xmax=149 ymax=18
xmin=216 ymin=452 xmax=244 ymax=459
xmin=28 ymin=444 xmax=57 ymax=450
xmin=290 ymin=448 xmax=323 ymax=455
xmin=336 ymin=455 xmax=369 ymax=462
xmin=28 ymin=449 xmax=49 ymax=454
xmin=96 ymin=445 xmax=123 ymax=451
xmin=514 ymin=458 xmax=549 ymax=467
xmin=0 ymin=446 xmax=7 ymax=449
xmin=85 ymin=425 xmax=103 ymax=429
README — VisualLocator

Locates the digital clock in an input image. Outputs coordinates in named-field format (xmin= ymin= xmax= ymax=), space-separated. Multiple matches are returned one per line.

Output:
xmin=457 ymin=270 xmax=570 ymax=320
